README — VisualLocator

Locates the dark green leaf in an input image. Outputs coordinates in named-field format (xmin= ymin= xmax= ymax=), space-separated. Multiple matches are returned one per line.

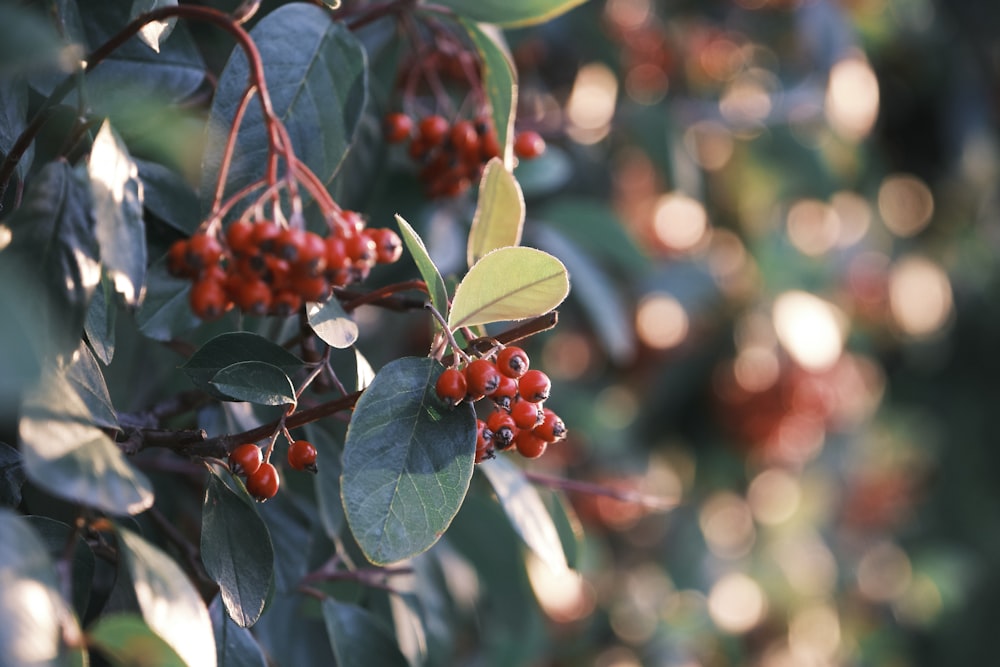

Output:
xmin=85 ymin=273 xmax=117 ymax=364
xmin=0 ymin=160 xmax=100 ymax=356
xmin=88 ymin=120 xmax=147 ymax=307
xmin=88 ymin=613 xmax=187 ymax=667
xmin=135 ymin=158 xmax=200 ymax=235
xmin=0 ymin=77 xmax=32 ymax=180
xmin=130 ymin=0 xmax=179 ymax=53
xmin=322 ymin=598 xmax=409 ymax=667
xmin=209 ymin=596 xmax=268 ymax=667
xmin=135 ymin=256 xmax=201 ymax=341
xmin=182 ymin=332 xmax=303 ymax=400
xmin=461 ymin=21 xmax=516 ymax=164
xmin=257 ymin=492 xmax=312 ymax=593
xmin=305 ymin=423 xmax=345 ymax=540
xmin=201 ymin=5 xmax=367 ymax=216
xmin=435 ymin=0 xmax=587 ymax=27
xmin=479 ymin=456 xmax=568 ymax=573
xmin=19 ymin=370 xmax=154 ymax=516
xmin=202 ymin=467 xmax=274 ymax=628
xmin=0 ymin=509 xmax=80 ymax=667
xmin=117 ymin=526 xmax=217 ymax=667
xmin=24 ymin=515 xmax=96 ymax=622
xmin=541 ymin=490 xmax=584 ymax=571
xmin=342 ymin=357 xmax=477 ymax=565
xmin=0 ymin=442 xmax=25 ymax=508
xmin=0 ymin=4 xmax=64 ymax=74
xmin=394 ymin=214 xmax=445 ymax=321
xmin=66 ymin=341 xmax=119 ymax=430
xmin=307 ymin=298 xmax=359 ymax=349
xmin=209 ymin=361 xmax=297 ymax=406
xmin=253 ymin=592 xmax=336 ymax=667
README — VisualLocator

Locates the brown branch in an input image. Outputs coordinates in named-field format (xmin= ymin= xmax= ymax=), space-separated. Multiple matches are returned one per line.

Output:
xmin=523 ymin=471 xmax=678 ymax=512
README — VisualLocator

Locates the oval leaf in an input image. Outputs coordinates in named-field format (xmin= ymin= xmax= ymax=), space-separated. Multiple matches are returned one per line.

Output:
xmin=201 ymin=5 xmax=367 ymax=215
xmin=88 ymin=120 xmax=147 ymax=306
xmin=307 ymin=298 xmax=358 ymax=349
xmin=322 ymin=598 xmax=409 ymax=667
xmin=135 ymin=256 xmax=200 ymax=341
xmin=448 ymin=247 xmax=570 ymax=329
xmin=305 ymin=424 xmax=346 ymax=541
xmin=439 ymin=0 xmax=587 ymax=27
xmin=25 ymin=516 xmax=96 ymax=621
xmin=394 ymin=214 xmax=447 ymax=323
xmin=461 ymin=21 xmax=516 ymax=165
xmin=467 ymin=158 xmax=525 ymax=268
xmin=202 ymin=467 xmax=274 ymax=628
xmin=117 ymin=527 xmax=217 ymax=667
xmin=88 ymin=613 xmax=186 ymax=667
xmin=182 ymin=332 xmax=303 ymax=399
xmin=66 ymin=341 xmax=119 ymax=430
xmin=479 ymin=456 xmax=568 ymax=573
xmin=210 ymin=597 xmax=268 ymax=667
xmin=210 ymin=361 xmax=296 ymax=406
xmin=85 ymin=274 xmax=117 ymax=364
xmin=341 ymin=357 xmax=476 ymax=565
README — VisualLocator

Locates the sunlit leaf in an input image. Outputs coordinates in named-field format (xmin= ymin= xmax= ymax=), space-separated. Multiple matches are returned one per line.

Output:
xmin=307 ymin=298 xmax=358 ymax=349
xmin=461 ymin=21 xmax=516 ymax=164
xmin=479 ymin=456 xmax=568 ymax=573
xmin=437 ymin=0 xmax=588 ymax=27
xmin=448 ymin=247 xmax=569 ymax=329
xmin=342 ymin=357 xmax=476 ymax=565
xmin=210 ymin=361 xmax=297 ymax=406
xmin=395 ymin=214 xmax=447 ymax=321
xmin=130 ymin=0 xmax=178 ymax=53
xmin=88 ymin=613 xmax=186 ymax=667
xmin=25 ymin=516 xmax=95 ymax=622
xmin=117 ymin=527 xmax=217 ymax=667
xmin=323 ymin=598 xmax=409 ymax=667
xmin=468 ymin=158 xmax=524 ymax=268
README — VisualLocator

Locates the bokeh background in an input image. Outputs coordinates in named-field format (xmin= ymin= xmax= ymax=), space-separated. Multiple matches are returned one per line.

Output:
xmin=424 ymin=0 xmax=1000 ymax=664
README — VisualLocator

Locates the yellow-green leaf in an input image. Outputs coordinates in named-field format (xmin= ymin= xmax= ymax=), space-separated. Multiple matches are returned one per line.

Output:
xmin=448 ymin=247 xmax=569 ymax=329
xmin=395 ymin=214 xmax=448 ymax=321
xmin=467 ymin=158 xmax=524 ymax=268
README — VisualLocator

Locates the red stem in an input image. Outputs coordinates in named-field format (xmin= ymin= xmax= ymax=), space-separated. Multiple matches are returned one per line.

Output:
xmin=210 ymin=84 xmax=258 ymax=219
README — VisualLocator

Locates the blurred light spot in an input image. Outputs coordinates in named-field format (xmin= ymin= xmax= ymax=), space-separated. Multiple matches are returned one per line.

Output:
xmin=759 ymin=643 xmax=799 ymax=667
xmin=770 ymin=413 xmax=826 ymax=465
xmin=748 ymin=468 xmax=801 ymax=525
xmin=830 ymin=190 xmax=872 ymax=246
xmin=683 ymin=120 xmax=734 ymax=171
xmin=611 ymin=566 xmax=673 ymax=643
xmin=567 ymin=63 xmax=618 ymax=144
xmin=734 ymin=345 xmax=780 ymax=393
xmin=625 ymin=63 xmax=669 ymax=105
xmin=889 ymin=256 xmax=952 ymax=337
xmin=0 ymin=225 xmax=11 ymax=251
xmin=527 ymin=554 xmax=594 ymax=623
xmin=595 ymin=646 xmax=643 ymax=667
xmin=700 ymin=493 xmax=755 ymax=558
xmin=542 ymin=331 xmax=593 ymax=380
xmin=786 ymin=199 xmax=840 ymax=256
xmin=858 ymin=541 xmax=912 ymax=602
xmin=707 ymin=573 xmax=766 ymax=633
xmin=772 ymin=532 xmax=837 ymax=596
xmin=894 ymin=573 xmax=943 ymax=626
xmin=604 ymin=0 xmax=651 ymax=30
xmin=636 ymin=293 xmax=689 ymax=349
xmin=0 ymin=579 xmax=61 ymax=663
xmin=653 ymin=193 xmax=708 ymax=251
xmin=789 ymin=604 xmax=841 ymax=662
xmin=772 ymin=291 xmax=846 ymax=371
xmin=700 ymin=37 xmax=745 ymax=82
xmin=647 ymin=454 xmax=685 ymax=508
xmin=825 ymin=57 xmax=879 ymax=140
xmin=720 ymin=74 xmax=773 ymax=125
xmin=597 ymin=384 xmax=639 ymax=430
xmin=878 ymin=173 xmax=934 ymax=237
xmin=707 ymin=229 xmax=749 ymax=289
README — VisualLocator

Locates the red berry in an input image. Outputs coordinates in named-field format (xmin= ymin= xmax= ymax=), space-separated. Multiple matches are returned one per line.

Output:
xmin=229 ymin=443 xmax=262 ymax=476
xmin=287 ymin=440 xmax=318 ymax=472
xmin=230 ymin=277 xmax=272 ymax=316
xmin=486 ymin=410 xmax=517 ymax=449
xmin=534 ymin=408 xmax=567 ymax=443
xmin=515 ymin=429 xmax=548 ymax=459
xmin=418 ymin=115 xmax=450 ymax=146
xmin=436 ymin=368 xmax=467 ymax=406
xmin=384 ymin=112 xmax=413 ymax=144
xmin=226 ymin=220 xmax=256 ymax=256
xmin=367 ymin=228 xmax=403 ymax=264
xmin=250 ymin=220 xmax=281 ymax=252
xmin=190 ymin=277 xmax=229 ymax=320
xmin=345 ymin=233 xmax=377 ymax=266
xmin=188 ymin=233 xmax=224 ymax=270
xmin=295 ymin=231 xmax=327 ymax=275
xmin=167 ymin=239 xmax=194 ymax=277
xmin=491 ymin=374 xmax=519 ymax=411
xmin=270 ymin=290 xmax=303 ymax=317
xmin=450 ymin=120 xmax=478 ymax=153
xmin=479 ymin=127 xmax=501 ymax=160
xmin=496 ymin=346 xmax=530 ymax=379
xmin=275 ymin=227 xmax=307 ymax=262
xmin=514 ymin=131 xmax=545 ymax=160
xmin=324 ymin=235 xmax=349 ymax=275
xmin=246 ymin=462 xmax=279 ymax=501
xmin=518 ymin=369 xmax=551 ymax=403
xmin=475 ymin=419 xmax=492 ymax=451
xmin=464 ymin=359 xmax=501 ymax=399
xmin=291 ymin=274 xmax=330 ymax=302
xmin=510 ymin=399 xmax=543 ymax=430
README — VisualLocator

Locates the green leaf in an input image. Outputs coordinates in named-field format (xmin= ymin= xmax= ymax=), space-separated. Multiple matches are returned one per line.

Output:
xmin=88 ymin=613 xmax=187 ymax=667
xmin=85 ymin=273 xmax=117 ymax=364
xmin=117 ymin=527 xmax=217 ymax=667
xmin=88 ymin=120 xmax=147 ymax=306
xmin=542 ymin=490 xmax=584 ymax=571
xmin=257 ymin=492 xmax=312 ymax=593
xmin=0 ymin=442 xmax=25 ymax=508
xmin=461 ymin=21 xmax=516 ymax=164
xmin=307 ymin=298 xmax=359 ymax=349
xmin=467 ymin=158 xmax=525 ymax=268
xmin=209 ymin=596 xmax=268 ymax=667
xmin=323 ymin=598 xmax=410 ymax=667
xmin=479 ymin=456 xmax=568 ymax=574
xmin=19 ymin=370 xmax=154 ymax=516
xmin=135 ymin=158 xmax=200 ymax=235
xmin=0 ymin=4 xmax=64 ymax=74
xmin=66 ymin=340 xmax=119 ymax=430
xmin=437 ymin=0 xmax=587 ymax=27
xmin=24 ymin=516 xmax=96 ymax=622
xmin=130 ymin=0 xmax=178 ymax=53
xmin=0 ymin=509 xmax=79 ymax=667
xmin=210 ymin=361 xmax=297 ymax=406
xmin=0 ymin=160 xmax=100 ymax=356
xmin=306 ymin=424 xmax=346 ymax=541
xmin=0 ymin=77 xmax=33 ymax=181
xmin=341 ymin=357 xmax=476 ymax=565
xmin=202 ymin=4 xmax=367 ymax=215
xmin=183 ymin=332 xmax=303 ymax=400
xmin=202 ymin=467 xmax=274 ymax=628
xmin=135 ymin=256 xmax=200 ymax=341
xmin=448 ymin=247 xmax=570 ymax=329
xmin=395 ymin=214 xmax=447 ymax=320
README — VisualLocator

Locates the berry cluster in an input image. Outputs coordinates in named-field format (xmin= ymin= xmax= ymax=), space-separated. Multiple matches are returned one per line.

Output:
xmin=228 ymin=439 xmax=318 ymax=502
xmin=167 ymin=212 xmax=403 ymax=320
xmin=384 ymin=112 xmax=546 ymax=198
xmin=435 ymin=346 xmax=567 ymax=463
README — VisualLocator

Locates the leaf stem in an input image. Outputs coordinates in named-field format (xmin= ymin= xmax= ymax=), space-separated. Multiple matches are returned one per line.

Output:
xmin=523 ymin=471 xmax=678 ymax=511
xmin=424 ymin=303 xmax=470 ymax=363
